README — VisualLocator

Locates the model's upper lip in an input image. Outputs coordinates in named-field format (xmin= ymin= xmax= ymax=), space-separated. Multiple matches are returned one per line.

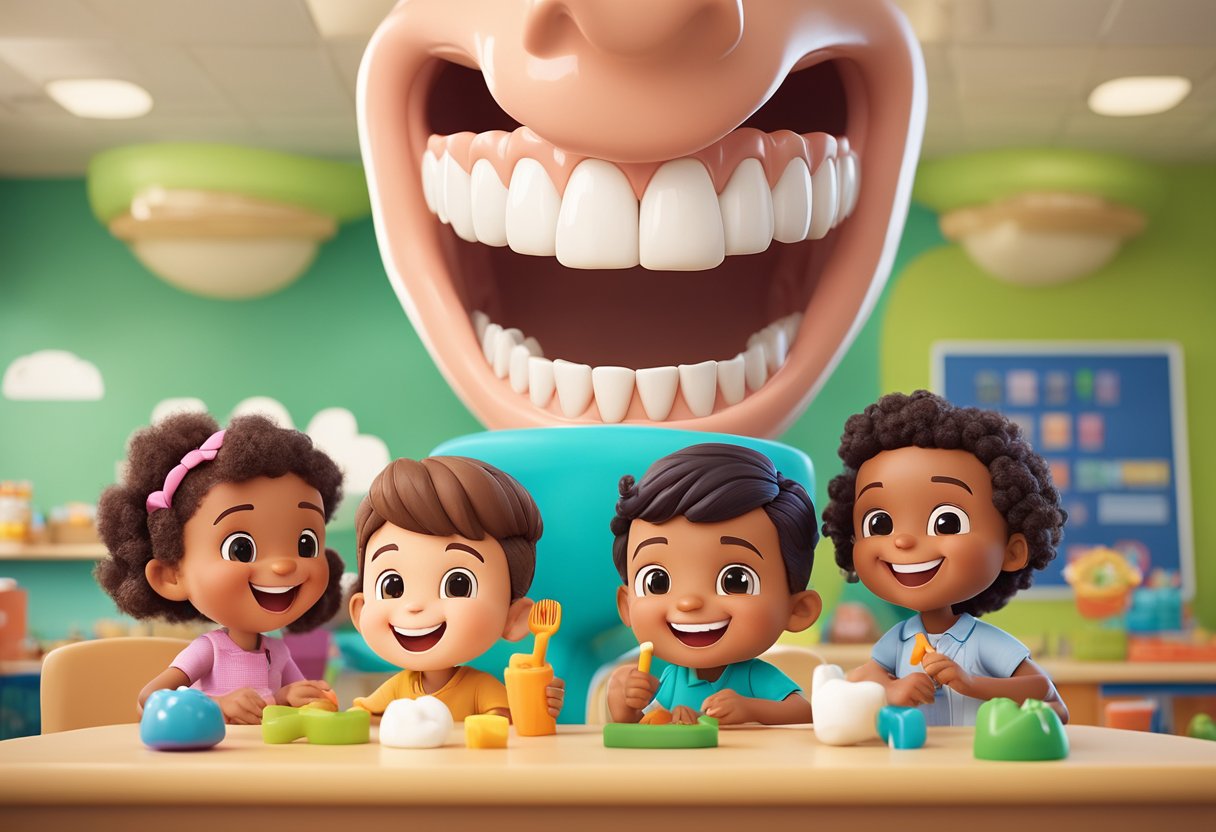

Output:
xmin=885 ymin=558 xmax=944 ymax=574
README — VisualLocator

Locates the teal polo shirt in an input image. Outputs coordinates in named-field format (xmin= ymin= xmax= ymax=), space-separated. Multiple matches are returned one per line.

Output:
xmin=654 ymin=658 xmax=801 ymax=712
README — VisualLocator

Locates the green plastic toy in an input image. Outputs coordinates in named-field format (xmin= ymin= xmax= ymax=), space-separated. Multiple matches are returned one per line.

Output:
xmin=974 ymin=698 xmax=1069 ymax=762
xmin=603 ymin=716 xmax=720 ymax=749
xmin=261 ymin=705 xmax=371 ymax=745
xmin=1186 ymin=713 xmax=1216 ymax=741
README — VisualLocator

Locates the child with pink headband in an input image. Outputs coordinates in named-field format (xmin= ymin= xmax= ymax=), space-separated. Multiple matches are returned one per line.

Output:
xmin=96 ymin=412 xmax=346 ymax=724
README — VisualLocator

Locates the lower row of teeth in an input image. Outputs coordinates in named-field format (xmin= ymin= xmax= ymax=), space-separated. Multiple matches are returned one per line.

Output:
xmin=422 ymin=149 xmax=860 ymax=271
xmin=472 ymin=309 xmax=802 ymax=422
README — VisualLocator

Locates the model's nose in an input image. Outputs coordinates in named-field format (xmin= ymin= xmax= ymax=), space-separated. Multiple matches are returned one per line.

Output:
xmin=676 ymin=594 xmax=704 ymax=612
xmin=894 ymin=534 xmax=917 ymax=550
xmin=524 ymin=0 xmax=744 ymax=60
xmin=270 ymin=558 xmax=297 ymax=576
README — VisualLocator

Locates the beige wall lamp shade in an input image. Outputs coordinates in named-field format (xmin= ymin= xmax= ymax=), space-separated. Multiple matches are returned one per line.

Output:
xmin=915 ymin=150 xmax=1163 ymax=285
xmin=88 ymin=144 xmax=370 ymax=299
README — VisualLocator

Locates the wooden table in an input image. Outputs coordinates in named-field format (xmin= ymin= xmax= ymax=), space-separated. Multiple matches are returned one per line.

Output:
xmin=1 ymin=723 xmax=1214 ymax=831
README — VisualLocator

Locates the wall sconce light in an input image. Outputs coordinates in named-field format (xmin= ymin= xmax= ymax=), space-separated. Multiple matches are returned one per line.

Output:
xmin=915 ymin=149 xmax=1163 ymax=285
xmin=88 ymin=144 xmax=370 ymax=299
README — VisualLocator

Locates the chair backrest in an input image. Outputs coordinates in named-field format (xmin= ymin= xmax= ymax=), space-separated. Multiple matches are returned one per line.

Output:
xmin=40 ymin=637 xmax=191 ymax=733
xmin=584 ymin=643 xmax=824 ymax=724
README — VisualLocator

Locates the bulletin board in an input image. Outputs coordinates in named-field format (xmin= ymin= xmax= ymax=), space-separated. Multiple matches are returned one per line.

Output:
xmin=930 ymin=341 xmax=1194 ymax=600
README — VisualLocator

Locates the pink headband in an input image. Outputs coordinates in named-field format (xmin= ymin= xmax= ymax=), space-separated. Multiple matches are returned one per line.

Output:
xmin=146 ymin=429 xmax=226 ymax=514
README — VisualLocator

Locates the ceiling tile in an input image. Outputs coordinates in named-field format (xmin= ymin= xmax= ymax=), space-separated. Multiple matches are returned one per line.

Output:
xmin=1087 ymin=46 xmax=1216 ymax=87
xmin=0 ymin=0 xmax=113 ymax=38
xmin=950 ymin=45 xmax=1098 ymax=99
xmin=973 ymin=0 xmax=1117 ymax=45
xmin=1104 ymin=0 xmax=1216 ymax=46
xmin=190 ymin=44 xmax=352 ymax=116
xmin=0 ymin=38 xmax=138 ymax=83
xmin=81 ymin=0 xmax=320 ymax=46
xmin=304 ymin=0 xmax=396 ymax=40
xmin=326 ymin=41 xmax=366 ymax=92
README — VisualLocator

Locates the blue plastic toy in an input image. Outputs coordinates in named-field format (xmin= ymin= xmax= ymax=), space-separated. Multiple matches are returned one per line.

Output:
xmin=140 ymin=686 xmax=225 ymax=751
xmin=877 ymin=705 xmax=926 ymax=750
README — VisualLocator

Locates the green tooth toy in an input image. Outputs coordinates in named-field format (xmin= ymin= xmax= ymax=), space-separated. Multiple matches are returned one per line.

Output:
xmin=974 ymin=698 xmax=1069 ymax=761
xmin=603 ymin=716 xmax=719 ymax=749
xmin=261 ymin=705 xmax=371 ymax=745
xmin=1186 ymin=713 xmax=1216 ymax=741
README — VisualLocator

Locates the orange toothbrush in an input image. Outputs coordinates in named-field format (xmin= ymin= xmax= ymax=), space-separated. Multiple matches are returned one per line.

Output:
xmin=529 ymin=598 xmax=562 ymax=666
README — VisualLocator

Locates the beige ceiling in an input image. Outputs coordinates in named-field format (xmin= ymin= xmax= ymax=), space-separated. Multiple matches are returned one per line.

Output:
xmin=0 ymin=0 xmax=1213 ymax=177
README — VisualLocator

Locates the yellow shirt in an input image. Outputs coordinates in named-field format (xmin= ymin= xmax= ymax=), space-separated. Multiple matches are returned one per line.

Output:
xmin=352 ymin=666 xmax=510 ymax=721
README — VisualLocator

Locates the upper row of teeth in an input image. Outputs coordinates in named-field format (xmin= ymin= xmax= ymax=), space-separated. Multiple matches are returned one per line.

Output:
xmin=889 ymin=558 xmax=944 ymax=574
xmin=421 ymin=139 xmax=860 ymax=271
xmin=669 ymin=619 xmax=730 ymax=633
xmin=473 ymin=309 xmax=802 ymax=422
xmin=393 ymin=623 xmax=442 ymax=637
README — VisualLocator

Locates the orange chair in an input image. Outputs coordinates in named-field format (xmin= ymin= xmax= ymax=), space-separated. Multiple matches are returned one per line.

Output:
xmin=39 ymin=637 xmax=190 ymax=733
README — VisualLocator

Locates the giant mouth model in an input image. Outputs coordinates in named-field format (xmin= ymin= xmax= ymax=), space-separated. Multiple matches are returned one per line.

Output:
xmin=359 ymin=0 xmax=925 ymax=437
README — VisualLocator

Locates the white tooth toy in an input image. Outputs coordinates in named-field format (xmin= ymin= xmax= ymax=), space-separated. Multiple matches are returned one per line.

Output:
xmin=378 ymin=695 xmax=454 ymax=749
xmin=811 ymin=664 xmax=886 ymax=746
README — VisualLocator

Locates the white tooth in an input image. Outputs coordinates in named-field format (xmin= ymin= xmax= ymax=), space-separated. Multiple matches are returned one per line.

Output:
xmin=678 ymin=360 xmax=718 ymax=417
xmin=553 ymin=359 xmax=593 ymax=417
xmin=635 ymin=366 xmax=680 ymax=421
xmin=718 ymin=158 xmax=774 ymax=256
xmin=845 ymin=151 xmax=861 ymax=217
xmin=591 ymin=366 xmax=635 ymax=423
xmin=506 ymin=158 xmax=560 ymax=256
xmin=251 ymin=583 xmax=296 ymax=594
xmin=771 ymin=158 xmax=812 ymax=244
xmin=556 ymin=159 xmax=639 ymax=269
xmin=493 ymin=328 xmax=523 ymax=378
xmin=890 ymin=557 xmax=944 ymax=574
xmin=669 ymin=619 xmax=728 ymax=633
xmin=471 ymin=310 xmax=489 ymax=343
xmin=509 ymin=344 xmax=532 ymax=393
xmin=523 ymin=336 xmax=544 ymax=358
xmin=481 ymin=322 xmax=502 ymax=363
xmin=392 ymin=622 xmax=442 ymax=637
xmin=833 ymin=154 xmax=852 ymax=228
xmin=470 ymin=158 xmax=509 ymax=246
xmin=780 ymin=313 xmax=802 ymax=349
xmin=717 ymin=354 xmax=746 ymax=406
xmin=441 ymin=153 xmax=476 ymax=242
xmin=808 ymin=157 xmax=838 ymax=240
xmin=639 ymin=159 xmax=724 ymax=271
xmin=528 ymin=357 xmax=555 ymax=407
xmin=762 ymin=326 xmax=788 ymax=373
xmin=421 ymin=151 xmax=440 ymax=214
xmin=744 ymin=343 xmax=768 ymax=391
xmin=434 ymin=153 xmax=450 ymax=224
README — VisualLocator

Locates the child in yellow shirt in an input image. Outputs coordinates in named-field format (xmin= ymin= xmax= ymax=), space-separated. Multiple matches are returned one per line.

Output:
xmin=348 ymin=456 xmax=564 ymax=721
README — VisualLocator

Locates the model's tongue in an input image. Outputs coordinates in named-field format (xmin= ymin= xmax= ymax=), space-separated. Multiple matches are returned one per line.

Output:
xmin=669 ymin=623 xmax=728 ymax=648
xmin=890 ymin=562 xmax=942 ymax=588
xmin=250 ymin=585 xmax=298 ymax=613
xmin=393 ymin=622 xmax=447 ymax=653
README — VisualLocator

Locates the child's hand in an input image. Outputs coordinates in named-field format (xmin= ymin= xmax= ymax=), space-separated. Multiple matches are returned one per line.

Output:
xmin=277 ymin=679 xmax=334 ymax=707
xmin=608 ymin=665 xmax=659 ymax=712
xmin=701 ymin=689 xmax=752 ymax=724
xmin=921 ymin=653 xmax=975 ymax=697
xmin=217 ymin=688 xmax=269 ymax=724
xmin=670 ymin=705 xmax=700 ymax=725
xmin=886 ymin=673 xmax=937 ymax=707
xmin=546 ymin=677 xmax=566 ymax=717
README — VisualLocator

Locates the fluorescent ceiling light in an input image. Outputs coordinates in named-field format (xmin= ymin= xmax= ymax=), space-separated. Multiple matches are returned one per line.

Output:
xmin=1088 ymin=76 xmax=1191 ymax=117
xmin=46 ymin=79 xmax=153 ymax=119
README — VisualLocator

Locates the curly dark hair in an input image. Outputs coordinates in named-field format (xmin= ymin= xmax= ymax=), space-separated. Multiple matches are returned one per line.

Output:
xmin=96 ymin=412 xmax=345 ymax=631
xmin=611 ymin=443 xmax=818 ymax=594
xmin=354 ymin=456 xmax=543 ymax=601
xmin=820 ymin=390 xmax=1066 ymax=616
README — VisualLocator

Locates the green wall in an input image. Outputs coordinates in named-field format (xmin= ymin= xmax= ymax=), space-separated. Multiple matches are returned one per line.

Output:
xmin=882 ymin=163 xmax=1216 ymax=632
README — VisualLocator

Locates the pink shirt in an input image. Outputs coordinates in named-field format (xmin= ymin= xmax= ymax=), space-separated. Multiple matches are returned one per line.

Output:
xmin=171 ymin=630 xmax=305 ymax=702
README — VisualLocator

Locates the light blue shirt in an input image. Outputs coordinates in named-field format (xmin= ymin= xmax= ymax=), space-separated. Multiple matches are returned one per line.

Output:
xmin=872 ymin=613 xmax=1030 ymax=727
xmin=655 ymin=658 xmax=800 ymax=712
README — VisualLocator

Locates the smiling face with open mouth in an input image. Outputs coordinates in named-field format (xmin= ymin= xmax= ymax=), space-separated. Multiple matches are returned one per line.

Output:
xmin=174 ymin=474 xmax=332 ymax=639
xmin=851 ymin=447 xmax=1027 ymax=616
xmin=359 ymin=0 xmax=925 ymax=436
xmin=618 ymin=510 xmax=805 ymax=670
xmin=349 ymin=524 xmax=522 ymax=672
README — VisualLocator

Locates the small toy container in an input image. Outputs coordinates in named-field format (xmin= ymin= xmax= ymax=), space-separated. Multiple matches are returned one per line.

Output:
xmin=504 ymin=661 xmax=555 ymax=737
xmin=1104 ymin=699 xmax=1157 ymax=732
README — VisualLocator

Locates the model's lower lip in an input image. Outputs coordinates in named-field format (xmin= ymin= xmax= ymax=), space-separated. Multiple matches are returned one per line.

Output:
xmin=668 ymin=619 xmax=730 ymax=648
xmin=249 ymin=583 xmax=300 ymax=613
xmin=888 ymin=558 xmax=944 ymax=588
xmin=392 ymin=621 xmax=447 ymax=652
